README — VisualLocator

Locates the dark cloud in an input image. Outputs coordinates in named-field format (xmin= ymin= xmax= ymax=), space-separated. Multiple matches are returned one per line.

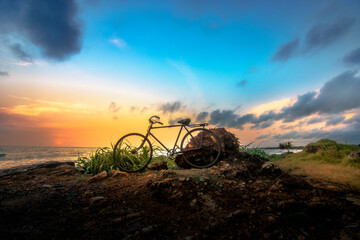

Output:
xmin=196 ymin=111 xmax=209 ymax=122
xmin=281 ymin=91 xmax=318 ymax=122
xmin=109 ymin=102 xmax=121 ymax=113
xmin=0 ymin=71 xmax=9 ymax=76
xmin=159 ymin=101 xmax=183 ymax=114
xmin=343 ymin=47 xmax=360 ymax=65
xmin=208 ymin=70 xmax=360 ymax=130
xmin=9 ymin=43 xmax=32 ymax=62
xmin=304 ymin=18 xmax=354 ymax=52
xmin=315 ymin=70 xmax=360 ymax=114
xmin=271 ymin=39 xmax=299 ymax=62
xmin=281 ymin=70 xmax=360 ymax=121
xmin=256 ymin=134 xmax=271 ymax=140
xmin=273 ymin=131 xmax=299 ymax=140
xmin=273 ymin=120 xmax=360 ymax=144
xmin=236 ymin=80 xmax=247 ymax=87
xmin=0 ymin=0 xmax=82 ymax=61
xmin=251 ymin=120 xmax=274 ymax=129
xmin=209 ymin=110 xmax=255 ymax=129
xmin=307 ymin=117 xmax=324 ymax=124
xmin=326 ymin=115 xmax=345 ymax=126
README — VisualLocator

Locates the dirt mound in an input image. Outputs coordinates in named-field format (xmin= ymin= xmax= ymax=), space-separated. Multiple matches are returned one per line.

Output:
xmin=175 ymin=128 xmax=239 ymax=168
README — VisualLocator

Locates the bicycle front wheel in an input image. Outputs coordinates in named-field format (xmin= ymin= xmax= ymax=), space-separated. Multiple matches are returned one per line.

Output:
xmin=113 ymin=133 xmax=153 ymax=173
xmin=180 ymin=128 xmax=222 ymax=168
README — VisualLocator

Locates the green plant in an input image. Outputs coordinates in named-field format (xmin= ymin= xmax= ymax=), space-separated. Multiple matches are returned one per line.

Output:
xmin=76 ymin=141 xmax=153 ymax=174
xmin=279 ymin=141 xmax=293 ymax=153
xmin=75 ymin=147 xmax=121 ymax=174
xmin=239 ymin=143 xmax=270 ymax=159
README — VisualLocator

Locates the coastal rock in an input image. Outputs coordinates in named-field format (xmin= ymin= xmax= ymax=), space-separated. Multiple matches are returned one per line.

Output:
xmin=261 ymin=162 xmax=282 ymax=176
xmin=89 ymin=196 xmax=107 ymax=206
xmin=147 ymin=161 xmax=168 ymax=170
xmin=86 ymin=171 xmax=108 ymax=183
xmin=108 ymin=170 xmax=127 ymax=177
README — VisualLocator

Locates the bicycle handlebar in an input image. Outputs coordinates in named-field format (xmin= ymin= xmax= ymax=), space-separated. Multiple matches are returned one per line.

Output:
xmin=149 ymin=115 xmax=163 ymax=125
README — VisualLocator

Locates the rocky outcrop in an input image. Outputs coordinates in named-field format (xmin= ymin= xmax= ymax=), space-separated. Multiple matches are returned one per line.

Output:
xmin=1 ymin=154 xmax=359 ymax=240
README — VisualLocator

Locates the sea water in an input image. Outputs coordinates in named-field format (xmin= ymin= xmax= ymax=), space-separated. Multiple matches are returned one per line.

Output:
xmin=0 ymin=146 xmax=98 ymax=170
xmin=260 ymin=148 xmax=302 ymax=155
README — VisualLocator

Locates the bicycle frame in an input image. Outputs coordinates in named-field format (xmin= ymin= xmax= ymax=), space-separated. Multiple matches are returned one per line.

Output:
xmin=143 ymin=122 xmax=207 ymax=157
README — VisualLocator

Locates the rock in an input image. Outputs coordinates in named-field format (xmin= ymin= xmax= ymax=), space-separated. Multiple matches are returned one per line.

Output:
xmin=147 ymin=161 xmax=168 ymax=170
xmin=86 ymin=171 xmax=108 ymax=183
xmin=348 ymin=150 xmax=360 ymax=159
xmin=267 ymin=215 xmax=277 ymax=223
xmin=142 ymin=225 xmax=155 ymax=235
xmin=89 ymin=196 xmax=107 ymax=206
xmin=261 ymin=162 xmax=282 ymax=176
xmin=108 ymin=170 xmax=127 ymax=177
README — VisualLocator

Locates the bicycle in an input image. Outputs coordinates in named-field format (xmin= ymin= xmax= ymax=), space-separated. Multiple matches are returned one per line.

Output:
xmin=113 ymin=115 xmax=222 ymax=173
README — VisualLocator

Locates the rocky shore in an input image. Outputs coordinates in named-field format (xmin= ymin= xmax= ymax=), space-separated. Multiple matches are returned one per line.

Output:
xmin=1 ymin=153 xmax=359 ymax=239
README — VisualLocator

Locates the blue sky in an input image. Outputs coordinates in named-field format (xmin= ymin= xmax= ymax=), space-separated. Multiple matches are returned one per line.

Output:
xmin=1 ymin=0 xmax=360 ymax=147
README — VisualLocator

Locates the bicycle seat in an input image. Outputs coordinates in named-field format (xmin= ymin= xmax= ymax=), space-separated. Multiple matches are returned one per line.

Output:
xmin=177 ymin=118 xmax=191 ymax=126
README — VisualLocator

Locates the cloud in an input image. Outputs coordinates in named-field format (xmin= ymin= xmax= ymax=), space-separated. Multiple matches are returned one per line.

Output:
xmin=281 ymin=70 xmax=360 ymax=121
xmin=109 ymin=102 xmax=121 ymax=113
xmin=209 ymin=110 xmax=256 ymax=129
xmin=236 ymin=79 xmax=247 ymax=87
xmin=0 ymin=0 xmax=82 ymax=61
xmin=343 ymin=47 xmax=360 ymax=66
xmin=256 ymin=134 xmax=271 ymax=140
xmin=326 ymin=115 xmax=345 ymax=126
xmin=273 ymin=120 xmax=360 ymax=144
xmin=9 ymin=43 xmax=32 ymax=62
xmin=208 ymin=70 xmax=360 ymax=130
xmin=110 ymin=38 xmax=127 ymax=49
xmin=159 ymin=101 xmax=184 ymax=114
xmin=195 ymin=111 xmax=209 ymax=122
xmin=304 ymin=18 xmax=354 ymax=52
xmin=271 ymin=39 xmax=299 ymax=62
xmin=344 ymin=114 xmax=360 ymax=125
xmin=270 ymin=18 xmax=355 ymax=62
xmin=307 ymin=117 xmax=324 ymax=124
xmin=251 ymin=120 xmax=274 ymax=129
xmin=0 ymin=71 xmax=9 ymax=76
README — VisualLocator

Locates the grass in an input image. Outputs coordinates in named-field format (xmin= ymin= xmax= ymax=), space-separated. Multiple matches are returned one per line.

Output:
xmin=271 ymin=139 xmax=360 ymax=189
xmin=75 ymin=143 xmax=176 ymax=175
xmin=239 ymin=143 xmax=270 ymax=159
xmin=75 ymin=147 xmax=121 ymax=174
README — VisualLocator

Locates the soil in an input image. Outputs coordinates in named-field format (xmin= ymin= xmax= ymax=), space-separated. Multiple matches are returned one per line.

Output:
xmin=1 ymin=153 xmax=360 ymax=240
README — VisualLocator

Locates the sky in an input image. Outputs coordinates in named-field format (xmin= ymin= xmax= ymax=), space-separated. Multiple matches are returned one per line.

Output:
xmin=1 ymin=0 xmax=360 ymax=147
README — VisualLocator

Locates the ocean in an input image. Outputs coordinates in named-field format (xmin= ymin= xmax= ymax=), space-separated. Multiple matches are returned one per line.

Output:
xmin=0 ymin=146 xmax=98 ymax=170
xmin=260 ymin=148 xmax=303 ymax=155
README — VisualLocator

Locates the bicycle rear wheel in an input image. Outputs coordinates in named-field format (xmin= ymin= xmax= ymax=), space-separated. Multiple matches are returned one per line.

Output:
xmin=113 ymin=133 xmax=153 ymax=173
xmin=180 ymin=128 xmax=221 ymax=168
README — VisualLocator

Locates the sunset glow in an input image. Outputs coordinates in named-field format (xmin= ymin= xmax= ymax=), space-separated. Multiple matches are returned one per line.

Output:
xmin=1 ymin=0 xmax=360 ymax=147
